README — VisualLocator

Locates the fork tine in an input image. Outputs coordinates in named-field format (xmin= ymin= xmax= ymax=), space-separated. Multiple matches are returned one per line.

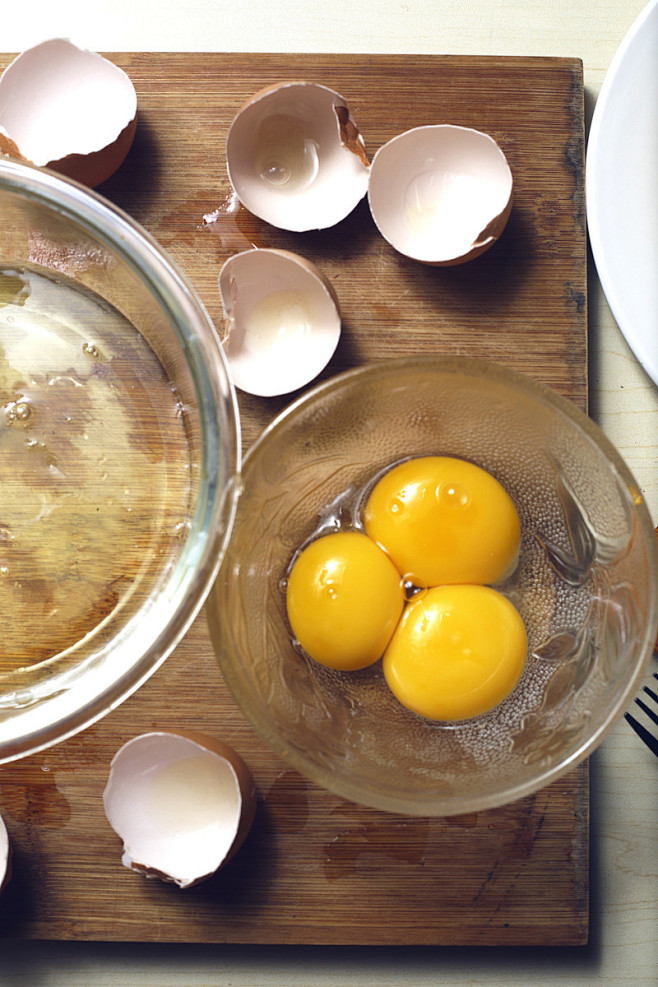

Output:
xmin=625 ymin=672 xmax=658 ymax=757
xmin=635 ymin=696 xmax=658 ymax=728
xmin=625 ymin=712 xmax=658 ymax=757
xmin=643 ymin=677 xmax=658 ymax=698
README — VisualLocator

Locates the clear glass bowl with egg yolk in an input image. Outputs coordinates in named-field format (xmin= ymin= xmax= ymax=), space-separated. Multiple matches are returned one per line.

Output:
xmin=208 ymin=356 xmax=658 ymax=816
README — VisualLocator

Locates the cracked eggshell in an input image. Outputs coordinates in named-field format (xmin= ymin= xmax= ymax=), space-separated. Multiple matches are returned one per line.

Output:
xmin=368 ymin=125 xmax=513 ymax=266
xmin=0 ymin=38 xmax=137 ymax=188
xmin=0 ymin=814 xmax=10 ymax=895
xmin=226 ymin=81 xmax=370 ymax=232
xmin=220 ymin=247 xmax=341 ymax=397
xmin=103 ymin=731 xmax=257 ymax=889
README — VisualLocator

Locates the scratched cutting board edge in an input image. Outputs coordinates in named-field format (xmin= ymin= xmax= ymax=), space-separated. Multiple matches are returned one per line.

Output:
xmin=0 ymin=52 xmax=588 ymax=946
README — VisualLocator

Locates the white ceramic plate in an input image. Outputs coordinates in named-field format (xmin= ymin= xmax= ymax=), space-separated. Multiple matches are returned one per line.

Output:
xmin=586 ymin=0 xmax=658 ymax=386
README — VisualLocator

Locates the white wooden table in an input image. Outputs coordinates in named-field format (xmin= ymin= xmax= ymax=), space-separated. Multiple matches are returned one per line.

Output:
xmin=2 ymin=2 xmax=657 ymax=983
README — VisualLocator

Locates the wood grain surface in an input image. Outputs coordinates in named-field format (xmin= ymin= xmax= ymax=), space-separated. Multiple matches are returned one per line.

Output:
xmin=0 ymin=52 xmax=588 ymax=946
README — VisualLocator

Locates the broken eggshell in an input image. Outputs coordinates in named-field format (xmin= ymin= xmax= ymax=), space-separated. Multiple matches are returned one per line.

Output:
xmin=0 ymin=813 xmax=10 ymax=894
xmin=0 ymin=38 xmax=137 ymax=188
xmin=368 ymin=125 xmax=513 ymax=265
xmin=220 ymin=247 xmax=341 ymax=397
xmin=103 ymin=731 xmax=257 ymax=889
xmin=226 ymin=81 xmax=369 ymax=232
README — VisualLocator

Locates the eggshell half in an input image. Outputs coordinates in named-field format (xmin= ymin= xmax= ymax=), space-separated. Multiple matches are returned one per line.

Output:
xmin=103 ymin=731 xmax=257 ymax=888
xmin=0 ymin=814 xmax=10 ymax=895
xmin=368 ymin=125 xmax=513 ymax=265
xmin=220 ymin=247 xmax=342 ymax=396
xmin=226 ymin=82 xmax=369 ymax=232
xmin=0 ymin=39 xmax=137 ymax=187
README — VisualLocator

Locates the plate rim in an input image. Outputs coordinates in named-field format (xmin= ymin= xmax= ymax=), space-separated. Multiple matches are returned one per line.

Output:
xmin=586 ymin=0 xmax=658 ymax=387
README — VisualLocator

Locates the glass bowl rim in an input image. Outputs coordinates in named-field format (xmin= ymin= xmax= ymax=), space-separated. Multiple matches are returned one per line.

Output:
xmin=215 ymin=355 xmax=658 ymax=815
xmin=0 ymin=157 xmax=242 ymax=763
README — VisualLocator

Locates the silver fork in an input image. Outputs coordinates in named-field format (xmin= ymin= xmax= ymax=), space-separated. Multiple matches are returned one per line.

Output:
xmin=625 ymin=672 xmax=658 ymax=757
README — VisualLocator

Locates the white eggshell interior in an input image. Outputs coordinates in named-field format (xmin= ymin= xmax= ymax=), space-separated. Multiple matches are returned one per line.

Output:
xmin=0 ymin=38 xmax=137 ymax=165
xmin=0 ymin=814 xmax=8 ymax=891
xmin=226 ymin=83 xmax=369 ymax=232
xmin=368 ymin=125 xmax=513 ymax=264
xmin=220 ymin=248 xmax=341 ymax=396
xmin=103 ymin=733 xmax=243 ymax=888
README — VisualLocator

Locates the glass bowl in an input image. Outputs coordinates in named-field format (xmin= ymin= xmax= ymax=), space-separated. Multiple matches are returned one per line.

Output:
xmin=0 ymin=158 xmax=240 ymax=763
xmin=207 ymin=356 xmax=658 ymax=816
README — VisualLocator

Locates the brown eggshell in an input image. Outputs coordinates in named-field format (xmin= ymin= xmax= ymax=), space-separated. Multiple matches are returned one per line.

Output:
xmin=0 ymin=130 xmax=21 ymax=158
xmin=226 ymin=81 xmax=370 ymax=231
xmin=0 ymin=814 xmax=10 ymax=895
xmin=219 ymin=247 xmax=342 ymax=396
xmin=46 ymin=115 xmax=137 ymax=188
xmin=368 ymin=124 xmax=513 ymax=265
xmin=0 ymin=39 xmax=137 ymax=187
xmin=103 ymin=731 xmax=257 ymax=888
xmin=174 ymin=729 xmax=258 ymax=867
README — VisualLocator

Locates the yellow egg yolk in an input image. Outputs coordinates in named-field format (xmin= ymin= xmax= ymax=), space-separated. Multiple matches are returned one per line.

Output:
xmin=286 ymin=531 xmax=405 ymax=671
xmin=383 ymin=584 xmax=527 ymax=721
xmin=364 ymin=456 xmax=521 ymax=587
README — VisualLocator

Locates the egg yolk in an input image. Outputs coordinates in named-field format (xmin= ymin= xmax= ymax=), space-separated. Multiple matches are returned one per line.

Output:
xmin=286 ymin=531 xmax=405 ymax=671
xmin=364 ymin=456 xmax=520 ymax=587
xmin=383 ymin=584 xmax=527 ymax=721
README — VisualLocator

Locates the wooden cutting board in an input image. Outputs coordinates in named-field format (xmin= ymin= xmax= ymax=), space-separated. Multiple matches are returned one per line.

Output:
xmin=0 ymin=53 xmax=588 ymax=946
